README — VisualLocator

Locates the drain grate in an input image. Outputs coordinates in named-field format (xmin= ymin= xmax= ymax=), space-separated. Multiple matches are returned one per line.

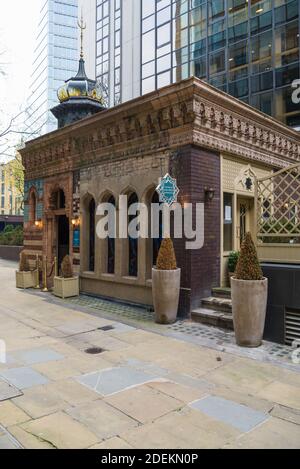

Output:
xmin=285 ymin=308 xmax=300 ymax=346
xmin=85 ymin=347 xmax=106 ymax=355
xmin=98 ymin=325 xmax=114 ymax=331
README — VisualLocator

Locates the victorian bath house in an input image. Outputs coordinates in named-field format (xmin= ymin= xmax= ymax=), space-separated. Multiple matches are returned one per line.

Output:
xmin=20 ymin=53 xmax=300 ymax=320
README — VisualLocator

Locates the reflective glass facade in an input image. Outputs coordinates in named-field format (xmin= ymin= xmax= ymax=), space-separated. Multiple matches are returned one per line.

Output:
xmin=25 ymin=0 xmax=78 ymax=138
xmin=141 ymin=0 xmax=300 ymax=127
xmin=96 ymin=0 xmax=122 ymax=106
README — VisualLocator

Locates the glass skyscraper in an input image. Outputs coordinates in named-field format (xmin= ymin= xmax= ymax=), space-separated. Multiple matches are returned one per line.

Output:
xmin=96 ymin=0 xmax=300 ymax=128
xmin=25 ymin=0 xmax=79 ymax=138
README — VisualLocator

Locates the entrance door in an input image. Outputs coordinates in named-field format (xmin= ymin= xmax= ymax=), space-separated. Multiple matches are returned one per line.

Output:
xmin=57 ymin=215 xmax=69 ymax=271
xmin=236 ymin=198 xmax=254 ymax=249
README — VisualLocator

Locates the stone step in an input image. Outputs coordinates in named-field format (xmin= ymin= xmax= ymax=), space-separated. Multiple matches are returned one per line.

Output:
xmin=212 ymin=287 xmax=232 ymax=299
xmin=191 ymin=308 xmax=233 ymax=330
xmin=201 ymin=296 xmax=232 ymax=314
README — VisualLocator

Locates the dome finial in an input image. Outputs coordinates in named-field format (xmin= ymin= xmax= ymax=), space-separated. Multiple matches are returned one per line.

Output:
xmin=78 ymin=9 xmax=86 ymax=59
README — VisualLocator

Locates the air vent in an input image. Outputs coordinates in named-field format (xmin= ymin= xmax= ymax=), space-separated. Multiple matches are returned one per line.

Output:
xmin=285 ymin=309 xmax=300 ymax=346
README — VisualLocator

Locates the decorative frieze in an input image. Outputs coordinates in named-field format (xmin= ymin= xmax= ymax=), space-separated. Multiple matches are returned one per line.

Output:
xmin=21 ymin=78 xmax=300 ymax=180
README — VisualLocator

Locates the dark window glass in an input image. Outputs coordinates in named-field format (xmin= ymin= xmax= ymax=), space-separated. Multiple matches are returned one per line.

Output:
xmin=229 ymin=77 xmax=249 ymax=97
xmin=89 ymin=199 xmax=96 ymax=272
xmin=251 ymin=11 xmax=272 ymax=35
xmin=275 ymin=85 xmax=300 ymax=126
xmin=128 ymin=193 xmax=138 ymax=277
xmin=223 ymin=193 xmax=233 ymax=252
xmin=275 ymin=62 xmax=299 ymax=87
xmin=107 ymin=196 xmax=115 ymax=274
xmin=275 ymin=0 xmax=298 ymax=26
xmin=251 ymin=91 xmax=273 ymax=116
xmin=208 ymin=19 xmax=226 ymax=51
xmin=251 ymin=70 xmax=273 ymax=92
xmin=209 ymin=49 xmax=225 ymax=75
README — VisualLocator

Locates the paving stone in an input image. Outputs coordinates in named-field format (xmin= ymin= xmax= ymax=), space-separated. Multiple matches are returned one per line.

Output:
xmin=7 ymin=424 xmax=54 ymax=449
xmin=0 ymin=433 xmax=21 ymax=449
xmin=0 ymin=401 xmax=30 ymax=427
xmin=270 ymin=405 xmax=300 ymax=426
xmin=77 ymin=366 xmax=158 ymax=396
xmin=225 ymin=417 xmax=300 ymax=449
xmin=32 ymin=359 xmax=81 ymax=381
xmin=190 ymin=396 xmax=269 ymax=432
xmin=0 ymin=367 xmax=48 ymax=390
xmin=11 ymin=348 xmax=64 ymax=366
xmin=66 ymin=400 xmax=138 ymax=440
xmin=0 ymin=378 xmax=23 ymax=401
xmin=39 ymin=379 xmax=100 ymax=406
xmin=257 ymin=381 xmax=300 ymax=410
xmin=55 ymin=321 xmax=99 ymax=336
xmin=89 ymin=437 xmax=133 ymax=449
xmin=207 ymin=360 xmax=275 ymax=393
xmin=19 ymin=412 xmax=99 ymax=449
xmin=105 ymin=385 xmax=183 ymax=423
xmin=120 ymin=408 xmax=239 ymax=449
xmin=147 ymin=381 xmax=207 ymax=404
xmin=12 ymin=385 xmax=69 ymax=419
xmin=126 ymin=358 xmax=169 ymax=377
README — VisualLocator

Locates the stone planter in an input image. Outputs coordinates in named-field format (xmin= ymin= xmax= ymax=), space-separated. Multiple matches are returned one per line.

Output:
xmin=231 ymin=277 xmax=268 ymax=348
xmin=53 ymin=276 xmax=79 ymax=299
xmin=152 ymin=268 xmax=181 ymax=324
xmin=16 ymin=270 xmax=36 ymax=289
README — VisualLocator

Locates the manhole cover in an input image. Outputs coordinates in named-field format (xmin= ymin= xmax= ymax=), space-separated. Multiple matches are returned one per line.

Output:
xmin=85 ymin=347 xmax=105 ymax=355
xmin=98 ymin=325 xmax=114 ymax=331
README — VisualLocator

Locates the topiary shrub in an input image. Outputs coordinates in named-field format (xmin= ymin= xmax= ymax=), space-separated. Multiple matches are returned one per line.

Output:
xmin=235 ymin=232 xmax=263 ymax=281
xmin=3 ymin=225 xmax=14 ymax=233
xmin=19 ymin=251 xmax=30 ymax=272
xmin=61 ymin=255 xmax=73 ymax=278
xmin=156 ymin=238 xmax=177 ymax=270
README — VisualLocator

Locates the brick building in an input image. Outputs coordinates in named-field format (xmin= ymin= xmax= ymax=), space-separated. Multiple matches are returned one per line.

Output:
xmin=20 ymin=60 xmax=300 ymax=317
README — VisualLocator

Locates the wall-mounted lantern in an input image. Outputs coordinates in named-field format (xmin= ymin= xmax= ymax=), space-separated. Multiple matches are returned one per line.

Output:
xmin=204 ymin=187 xmax=215 ymax=202
xmin=71 ymin=216 xmax=80 ymax=228
xmin=34 ymin=219 xmax=43 ymax=229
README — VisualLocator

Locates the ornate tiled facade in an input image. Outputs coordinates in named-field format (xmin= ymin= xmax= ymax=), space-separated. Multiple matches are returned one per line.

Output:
xmin=20 ymin=77 xmax=300 ymax=316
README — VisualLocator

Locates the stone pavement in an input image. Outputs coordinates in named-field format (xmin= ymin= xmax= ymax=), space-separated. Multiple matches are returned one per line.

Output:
xmin=0 ymin=260 xmax=300 ymax=449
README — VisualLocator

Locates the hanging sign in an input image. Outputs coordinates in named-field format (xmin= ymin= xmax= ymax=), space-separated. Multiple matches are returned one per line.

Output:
xmin=156 ymin=173 xmax=179 ymax=206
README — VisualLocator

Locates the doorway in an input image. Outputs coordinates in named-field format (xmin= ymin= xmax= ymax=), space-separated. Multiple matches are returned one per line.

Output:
xmin=57 ymin=215 xmax=69 ymax=271
xmin=236 ymin=197 xmax=254 ymax=250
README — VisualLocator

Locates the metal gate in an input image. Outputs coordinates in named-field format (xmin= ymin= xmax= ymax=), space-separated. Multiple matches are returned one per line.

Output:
xmin=256 ymin=163 xmax=300 ymax=263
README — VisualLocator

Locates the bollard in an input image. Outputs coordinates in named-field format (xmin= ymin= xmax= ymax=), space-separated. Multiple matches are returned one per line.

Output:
xmin=34 ymin=254 xmax=40 ymax=289
xmin=42 ymin=257 xmax=48 ymax=292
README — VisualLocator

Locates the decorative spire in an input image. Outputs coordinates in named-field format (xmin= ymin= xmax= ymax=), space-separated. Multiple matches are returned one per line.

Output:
xmin=78 ymin=10 xmax=86 ymax=59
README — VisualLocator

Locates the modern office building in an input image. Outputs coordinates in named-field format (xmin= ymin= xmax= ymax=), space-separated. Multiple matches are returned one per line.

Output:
xmin=95 ymin=0 xmax=300 ymax=128
xmin=25 ymin=0 xmax=79 ymax=138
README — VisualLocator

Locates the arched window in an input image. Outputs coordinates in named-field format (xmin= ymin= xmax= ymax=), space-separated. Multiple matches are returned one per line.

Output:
xmin=50 ymin=188 xmax=66 ymax=210
xmin=89 ymin=198 xmax=96 ymax=272
xmin=128 ymin=192 xmax=138 ymax=277
xmin=107 ymin=195 xmax=116 ymax=274
xmin=57 ymin=189 xmax=65 ymax=209
xmin=151 ymin=191 xmax=163 ymax=266
xmin=29 ymin=190 xmax=37 ymax=224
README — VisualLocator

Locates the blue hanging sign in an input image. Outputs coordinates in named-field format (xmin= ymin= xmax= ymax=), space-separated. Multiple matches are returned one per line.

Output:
xmin=73 ymin=229 xmax=80 ymax=248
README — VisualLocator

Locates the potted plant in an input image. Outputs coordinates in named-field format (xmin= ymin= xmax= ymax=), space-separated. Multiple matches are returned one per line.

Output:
xmin=228 ymin=251 xmax=239 ymax=278
xmin=16 ymin=251 xmax=36 ymax=289
xmin=152 ymin=238 xmax=181 ymax=324
xmin=53 ymin=255 xmax=79 ymax=299
xmin=231 ymin=232 xmax=268 ymax=348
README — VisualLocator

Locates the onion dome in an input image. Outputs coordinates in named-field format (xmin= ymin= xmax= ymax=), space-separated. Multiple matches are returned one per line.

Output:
xmin=51 ymin=15 xmax=105 ymax=129
xmin=57 ymin=58 xmax=104 ymax=105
